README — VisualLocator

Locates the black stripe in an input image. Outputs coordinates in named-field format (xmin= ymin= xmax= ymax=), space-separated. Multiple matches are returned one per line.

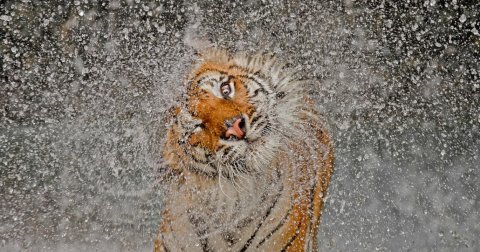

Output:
xmin=162 ymin=241 xmax=170 ymax=252
xmin=158 ymin=233 xmax=171 ymax=252
xmin=189 ymin=164 xmax=218 ymax=177
xmin=222 ymin=231 xmax=238 ymax=247
xmin=181 ymin=144 xmax=213 ymax=166
xmin=193 ymin=69 xmax=229 ymax=82
xmin=187 ymin=163 xmax=218 ymax=178
xmin=276 ymin=91 xmax=286 ymax=99
xmin=235 ymin=215 xmax=255 ymax=230
xmin=232 ymin=158 xmax=248 ymax=173
xmin=264 ymin=121 xmax=272 ymax=130
xmin=199 ymin=237 xmax=212 ymax=252
xmin=220 ymin=170 xmax=233 ymax=180
xmin=255 ymin=119 xmax=267 ymax=129
xmin=219 ymin=148 xmax=239 ymax=177
xmin=194 ymin=74 xmax=228 ymax=89
xmin=178 ymin=143 xmax=218 ymax=177
xmin=239 ymin=183 xmax=284 ymax=252
xmin=252 ymin=115 xmax=270 ymax=130
xmin=190 ymin=151 xmax=211 ymax=165
xmin=188 ymin=214 xmax=213 ymax=252
xmin=222 ymin=146 xmax=233 ymax=156
xmin=238 ymin=74 xmax=271 ymax=95
xmin=195 ymin=75 xmax=210 ymax=86
xmin=249 ymin=88 xmax=266 ymax=99
xmin=256 ymin=203 xmax=294 ymax=248
xmin=260 ymin=121 xmax=273 ymax=137
xmin=280 ymin=220 xmax=303 ymax=252
xmin=250 ymin=115 xmax=262 ymax=126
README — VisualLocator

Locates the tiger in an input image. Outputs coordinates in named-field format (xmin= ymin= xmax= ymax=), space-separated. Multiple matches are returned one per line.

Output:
xmin=155 ymin=49 xmax=334 ymax=252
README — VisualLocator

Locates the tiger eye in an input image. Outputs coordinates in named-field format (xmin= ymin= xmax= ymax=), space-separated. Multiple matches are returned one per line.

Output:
xmin=220 ymin=82 xmax=231 ymax=97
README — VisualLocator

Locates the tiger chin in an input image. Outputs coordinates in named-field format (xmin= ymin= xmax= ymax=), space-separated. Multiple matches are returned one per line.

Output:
xmin=155 ymin=50 xmax=334 ymax=252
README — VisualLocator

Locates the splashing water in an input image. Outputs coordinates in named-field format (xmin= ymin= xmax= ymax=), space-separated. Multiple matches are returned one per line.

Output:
xmin=1 ymin=1 xmax=479 ymax=251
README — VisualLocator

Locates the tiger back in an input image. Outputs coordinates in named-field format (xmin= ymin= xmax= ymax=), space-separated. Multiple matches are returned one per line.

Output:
xmin=155 ymin=50 xmax=334 ymax=252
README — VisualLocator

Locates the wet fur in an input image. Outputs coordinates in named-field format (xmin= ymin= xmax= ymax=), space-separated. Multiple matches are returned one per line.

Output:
xmin=155 ymin=50 xmax=334 ymax=252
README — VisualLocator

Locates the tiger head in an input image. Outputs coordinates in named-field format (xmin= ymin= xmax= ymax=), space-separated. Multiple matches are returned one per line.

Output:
xmin=164 ymin=50 xmax=303 ymax=179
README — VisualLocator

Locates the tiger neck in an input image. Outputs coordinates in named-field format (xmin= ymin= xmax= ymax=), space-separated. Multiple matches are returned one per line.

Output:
xmin=173 ymin=154 xmax=284 ymax=202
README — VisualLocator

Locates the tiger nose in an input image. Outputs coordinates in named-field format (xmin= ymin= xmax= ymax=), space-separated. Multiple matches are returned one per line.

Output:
xmin=225 ymin=117 xmax=246 ymax=140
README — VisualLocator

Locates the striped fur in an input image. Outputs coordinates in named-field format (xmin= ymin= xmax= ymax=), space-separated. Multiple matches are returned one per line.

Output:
xmin=155 ymin=50 xmax=334 ymax=252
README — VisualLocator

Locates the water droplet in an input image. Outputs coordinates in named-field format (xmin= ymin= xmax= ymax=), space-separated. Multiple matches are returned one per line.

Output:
xmin=159 ymin=24 xmax=166 ymax=33
xmin=0 ymin=15 xmax=12 ymax=21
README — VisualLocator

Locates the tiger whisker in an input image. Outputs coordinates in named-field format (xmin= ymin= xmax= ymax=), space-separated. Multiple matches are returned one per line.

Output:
xmin=217 ymin=163 xmax=234 ymax=200
xmin=230 ymin=163 xmax=249 ymax=192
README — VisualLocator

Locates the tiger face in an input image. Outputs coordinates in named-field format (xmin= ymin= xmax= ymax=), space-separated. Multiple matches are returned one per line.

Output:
xmin=167 ymin=51 xmax=300 ymax=178
xmin=187 ymin=65 xmax=256 ymax=151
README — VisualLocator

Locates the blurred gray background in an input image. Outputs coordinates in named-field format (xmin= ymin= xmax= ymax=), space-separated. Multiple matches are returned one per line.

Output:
xmin=1 ymin=0 xmax=479 ymax=251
